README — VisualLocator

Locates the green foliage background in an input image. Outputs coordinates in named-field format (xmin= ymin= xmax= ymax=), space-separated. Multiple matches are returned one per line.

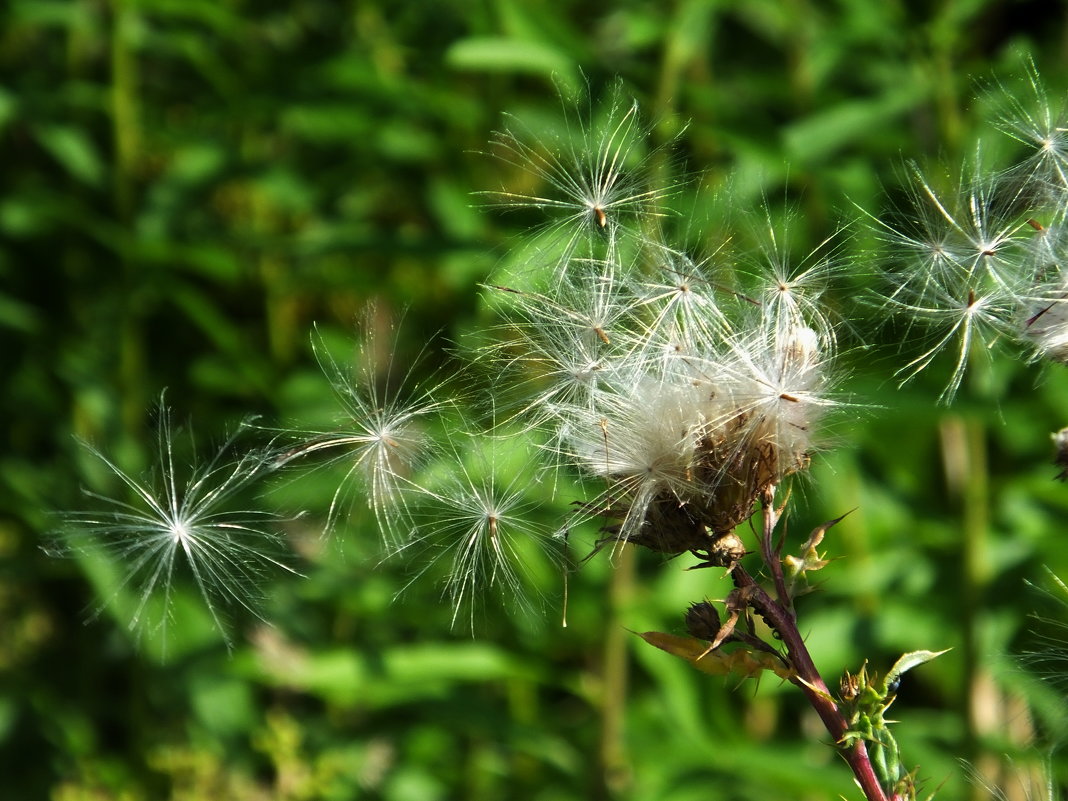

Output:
xmin=4 ymin=1 xmax=1068 ymax=799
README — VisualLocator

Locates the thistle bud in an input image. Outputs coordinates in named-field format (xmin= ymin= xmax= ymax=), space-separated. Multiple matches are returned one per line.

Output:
xmin=685 ymin=601 xmax=722 ymax=641
xmin=708 ymin=531 xmax=747 ymax=567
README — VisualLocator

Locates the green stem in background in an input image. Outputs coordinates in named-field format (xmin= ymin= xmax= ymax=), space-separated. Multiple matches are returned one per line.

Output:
xmin=109 ymin=0 xmax=145 ymax=433
xmin=64 ymin=6 xmax=97 ymax=445
xmin=238 ymin=119 xmax=301 ymax=368
xmin=110 ymin=0 xmax=138 ymax=227
xmin=924 ymin=5 xmax=966 ymax=160
xmin=652 ymin=0 xmax=714 ymax=121
xmin=599 ymin=545 xmax=635 ymax=799
xmin=939 ymin=415 xmax=990 ymax=799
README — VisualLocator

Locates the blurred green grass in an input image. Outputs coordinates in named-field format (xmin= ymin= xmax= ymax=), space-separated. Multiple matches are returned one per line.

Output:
xmin=3 ymin=1 xmax=1068 ymax=799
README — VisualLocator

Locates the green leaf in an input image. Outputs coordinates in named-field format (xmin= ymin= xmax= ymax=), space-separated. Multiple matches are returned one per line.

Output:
xmin=190 ymin=673 xmax=254 ymax=736
xmin=35 ymin=125 xmax=105 ymax=187
xmin=167 ymin=143 xmax=226 ymax=184
xmin=0 ymin=88 xmax=17 ymax=132
xmin=0 ymin=291 xmax=41 ymax=333
xmin=446 ymin=37 xmax=576 ymax=85
xmin=783 ymin=86 xmax=925 ymax=163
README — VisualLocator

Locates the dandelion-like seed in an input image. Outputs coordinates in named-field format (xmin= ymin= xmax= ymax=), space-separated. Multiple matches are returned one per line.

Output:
xmin=397 ymin=431 xmax=558 ymax=631
xmin=908 ymin=160 xmax=1032 ymax=286
xmin=893 ymin=282 xmax=1017 ymax=401
xmin=278 ymin=318 xmax=443 ymax=547
xmin=628 ymin=244 xmax=732 ymax=360
xmin=993 ymin=57 xmax=1068 ymax=196
xmin=741 ymin=209 xmax=845 ymax=347
xmin=483 ymin=78 xmax=681 ymax=279
xmin=873 ymin=158 xmax=1040 ymax=400
xmin=483 ymin=264 xmax=625 ymax=427
xmin=63 ymin=400 xmax=300 ymax=653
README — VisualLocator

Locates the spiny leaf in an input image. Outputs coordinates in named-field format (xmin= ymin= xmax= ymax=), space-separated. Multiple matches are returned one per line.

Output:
xmin=883 ymin=649 xmax=950 ymax=693
xmin=784 ymin=509 xmax=853 ymax=594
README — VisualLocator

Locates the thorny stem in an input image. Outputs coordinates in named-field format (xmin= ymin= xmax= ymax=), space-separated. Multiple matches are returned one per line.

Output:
xmin=726 ymin=491 xmax=894 ymax=801
xmin=731 ymin=565 xmax=891 ymax=801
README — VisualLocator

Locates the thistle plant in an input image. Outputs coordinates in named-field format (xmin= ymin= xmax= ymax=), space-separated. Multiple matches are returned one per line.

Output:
xmin=475 ymin=85 xmax=931 ymax=801
xmin=471 ymin=68 xmax=1068 ymax=799
xmin=54 ymin=64 xmax=1068 ymax=801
